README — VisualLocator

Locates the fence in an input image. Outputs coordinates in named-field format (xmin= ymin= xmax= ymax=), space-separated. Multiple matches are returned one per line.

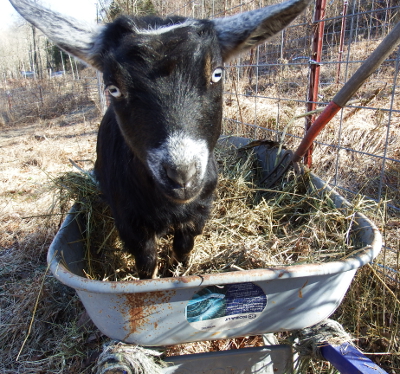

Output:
xmin=0 ymin=42 xmax=103 ymax=126
xmin=1 ymin=0 xmax=399 ymax=371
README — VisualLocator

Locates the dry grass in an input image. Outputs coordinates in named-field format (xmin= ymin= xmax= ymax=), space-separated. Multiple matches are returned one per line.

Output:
xmin=0 ymin=111 xmax=103 ymax=373
xmin=0 ymin=75 xmax=100 ymax=127
xmin=51 ymin=142 xmax=372 ymax=282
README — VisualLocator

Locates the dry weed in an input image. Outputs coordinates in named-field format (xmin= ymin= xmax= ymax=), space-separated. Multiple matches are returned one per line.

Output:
xmin=0 ymin=114 xmax=102 ymax=373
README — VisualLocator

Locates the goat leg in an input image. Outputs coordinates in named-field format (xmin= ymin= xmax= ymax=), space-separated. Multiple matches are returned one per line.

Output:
xmin=117 ymin=227 xmax=158 ymax=279
xmin=172 ymin=221 xmax=205 ymax=266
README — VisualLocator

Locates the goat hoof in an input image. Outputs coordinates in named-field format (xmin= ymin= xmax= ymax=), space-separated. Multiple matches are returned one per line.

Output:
xmin=171 ymin=253 xmax=190 ymax=267
xmin=137 ymin=266 xmax=158 ymax=280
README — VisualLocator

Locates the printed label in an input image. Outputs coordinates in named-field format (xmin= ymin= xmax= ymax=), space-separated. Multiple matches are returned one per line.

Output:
xmin=186 ymin=282 xmax=267 ymax=331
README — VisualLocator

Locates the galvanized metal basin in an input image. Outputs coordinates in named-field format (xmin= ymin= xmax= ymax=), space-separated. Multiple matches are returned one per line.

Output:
xmin=47 ymin=138 xmax=382 ymax=346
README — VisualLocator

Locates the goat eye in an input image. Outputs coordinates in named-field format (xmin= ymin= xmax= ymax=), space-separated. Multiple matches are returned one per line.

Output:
xmin=107 ymin=85 xmax=122 ymax=98
xmin=211 ymin=68 xmax=223 ymax=83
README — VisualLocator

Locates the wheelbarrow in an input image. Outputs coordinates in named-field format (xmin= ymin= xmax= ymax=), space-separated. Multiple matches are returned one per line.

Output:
xmin=47 ymin=136 xmax=384 ymax=373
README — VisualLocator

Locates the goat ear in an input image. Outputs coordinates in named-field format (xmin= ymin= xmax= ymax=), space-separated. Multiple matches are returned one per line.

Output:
xmin=212 ymin=0 xmax=312 ymax=61
xmin=9 ymin=0 xmax=105 ymax=71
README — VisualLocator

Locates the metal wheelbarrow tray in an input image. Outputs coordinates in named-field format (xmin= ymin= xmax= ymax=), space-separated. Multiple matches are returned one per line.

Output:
xmin=47 ymin=137 xmax=382 ymax=346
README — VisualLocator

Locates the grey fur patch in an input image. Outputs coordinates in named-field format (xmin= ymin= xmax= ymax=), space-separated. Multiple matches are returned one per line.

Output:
xmin=134 ymin=19 xmax=197 ymax=35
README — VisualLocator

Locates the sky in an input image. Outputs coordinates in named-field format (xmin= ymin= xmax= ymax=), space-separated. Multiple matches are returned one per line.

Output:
xmin=0 ymin=0 xmax=99 ymax=30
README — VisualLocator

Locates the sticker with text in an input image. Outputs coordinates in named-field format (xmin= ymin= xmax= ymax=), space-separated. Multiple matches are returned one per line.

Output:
xmin=186 ymin=282 xmax=267 ymax=331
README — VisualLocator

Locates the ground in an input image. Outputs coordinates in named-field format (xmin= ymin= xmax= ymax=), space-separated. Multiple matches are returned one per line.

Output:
xmin=0 ymin=104 xmax=398 ymax=373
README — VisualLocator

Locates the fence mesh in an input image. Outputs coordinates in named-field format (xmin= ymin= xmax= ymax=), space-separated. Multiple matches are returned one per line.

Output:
xmin=0 ymin=39 xmax=102 ymax=126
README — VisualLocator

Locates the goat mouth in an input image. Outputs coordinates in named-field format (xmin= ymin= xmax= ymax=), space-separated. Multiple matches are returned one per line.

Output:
xmin=160 ymin=183 xmax=201 ymax=204
xmin=168 ymin=189 xmax=199 ymax=204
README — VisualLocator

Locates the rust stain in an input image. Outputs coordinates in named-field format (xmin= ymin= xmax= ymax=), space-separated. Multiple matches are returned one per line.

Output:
xmin=298 ymin=280 xmax=308 ymax=298
xmin=179 ymin=276 xmax=192 ymax=284
xmin=210 ymin=331 xmax=222 ymax=337
xmin=124 ymin=289 xmax=176 ymax=338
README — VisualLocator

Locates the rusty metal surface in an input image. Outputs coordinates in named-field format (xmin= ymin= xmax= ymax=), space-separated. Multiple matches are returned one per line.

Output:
xmin=71 ymin=269 xmax=357 ymax=345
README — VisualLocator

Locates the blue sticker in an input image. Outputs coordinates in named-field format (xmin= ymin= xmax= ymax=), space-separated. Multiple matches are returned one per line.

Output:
xmin=186 ymin=283 xmax=267 ymax=330
xmin=225 ymin=283 xmax=267 ymax=315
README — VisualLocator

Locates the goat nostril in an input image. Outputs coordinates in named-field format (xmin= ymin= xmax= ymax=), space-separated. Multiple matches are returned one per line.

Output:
xmin=165 ymin=164 xmax=196 ymax=188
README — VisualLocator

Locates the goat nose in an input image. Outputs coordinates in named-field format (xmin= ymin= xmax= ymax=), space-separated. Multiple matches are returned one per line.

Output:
xmin=165 ymin=163 xmax=196 ymax=188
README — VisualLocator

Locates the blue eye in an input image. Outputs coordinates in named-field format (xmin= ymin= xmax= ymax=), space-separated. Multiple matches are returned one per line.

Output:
xmin=211 ymin=68 xmax=223 ymax=83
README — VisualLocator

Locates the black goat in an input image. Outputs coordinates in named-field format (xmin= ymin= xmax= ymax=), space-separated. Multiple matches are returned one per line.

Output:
xmin=10 ymin=0 xmax=311 ymax=279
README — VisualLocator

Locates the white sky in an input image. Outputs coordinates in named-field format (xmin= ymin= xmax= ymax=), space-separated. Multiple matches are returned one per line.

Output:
xmin=0 ymin=0 xmax=98 ymax=30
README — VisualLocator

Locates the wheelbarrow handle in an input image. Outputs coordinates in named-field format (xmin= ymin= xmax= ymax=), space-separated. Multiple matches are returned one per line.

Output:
xmin=292 ymin=20 xmax=400 ymax=163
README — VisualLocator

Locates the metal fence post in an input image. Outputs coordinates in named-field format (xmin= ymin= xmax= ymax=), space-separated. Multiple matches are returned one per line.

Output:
xmin=304 ymin=0 xmax=326 ymax=168
xmin=336 ymin=0 xmax=348 ymax=84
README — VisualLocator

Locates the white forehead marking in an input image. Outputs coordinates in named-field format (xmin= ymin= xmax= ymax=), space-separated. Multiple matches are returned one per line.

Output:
xmin=135 ymin=20 xmax=195 ymax=35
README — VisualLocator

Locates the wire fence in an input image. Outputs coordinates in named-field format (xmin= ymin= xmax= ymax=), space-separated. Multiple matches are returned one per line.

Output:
xmin=0 ymin=42 xmax=102 ymax=127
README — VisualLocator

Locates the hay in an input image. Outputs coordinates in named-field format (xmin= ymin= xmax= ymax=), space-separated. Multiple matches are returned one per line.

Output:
xmin=51 ymin=169 xmax=131 ymax=281
xmin=185 ymin=144 xmax=362 ymax=276
xmin=51 ymin=142 xmax=366 ymax=281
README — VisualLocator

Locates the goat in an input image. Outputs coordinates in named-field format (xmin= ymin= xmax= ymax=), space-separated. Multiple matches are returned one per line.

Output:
xmin=10 ymin=0 xmax=311 ymax=279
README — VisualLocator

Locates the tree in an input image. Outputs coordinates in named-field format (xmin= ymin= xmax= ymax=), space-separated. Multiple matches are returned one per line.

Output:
xmin=102 ymin=0 xmax=158 ymax=21
xmin=48 ymin=43 xmax=69 ymax=72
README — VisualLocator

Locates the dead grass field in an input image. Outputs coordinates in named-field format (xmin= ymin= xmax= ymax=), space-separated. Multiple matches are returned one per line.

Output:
xmin=0 ymin=98 xmax=399 ymax=373
xmin=0 ymin=108 xmax=103 ymax=373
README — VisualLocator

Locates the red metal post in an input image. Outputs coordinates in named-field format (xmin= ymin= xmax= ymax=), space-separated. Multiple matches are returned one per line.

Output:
xmin=304 ymin=0 xmax=326 ymax=167
xmin=292 ymin=101 xmax=342 ymax=163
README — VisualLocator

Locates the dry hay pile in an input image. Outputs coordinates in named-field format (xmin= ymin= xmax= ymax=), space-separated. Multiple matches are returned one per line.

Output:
xmin=53 ymin=142 xmax=366 ymax=281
